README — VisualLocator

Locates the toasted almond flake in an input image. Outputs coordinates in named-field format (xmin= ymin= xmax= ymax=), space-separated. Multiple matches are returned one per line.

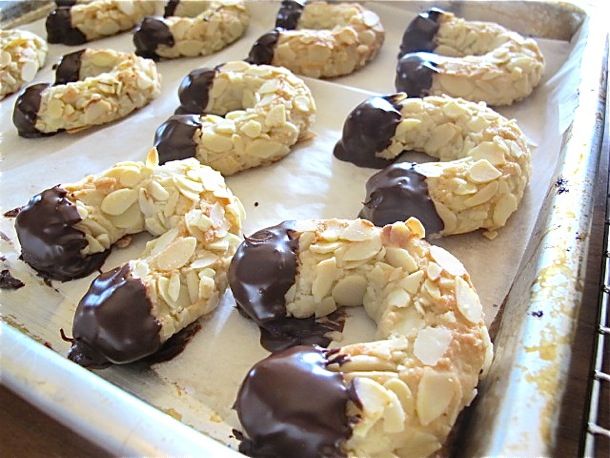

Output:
xmin=416 ymin=368 xmax=455 ymax=426
xmin=468 ymin=159 xmax=502 ymax=183
xmin=312 ymin=257 xmax=338 ymax=302
xmin=332 ymin=274 xmax=367 ymax=306
xmin=155 ymin=237 xmax=197 ymax=271
xmin=340 ymin=219 xmax=375 ymax=242
xmin=429 ymin=246 xmax=466 ymax=276
xmin=455 ymin=277 xmax=483 ymax=323
xmin=414 ymin=327 xmax=453 ymax=366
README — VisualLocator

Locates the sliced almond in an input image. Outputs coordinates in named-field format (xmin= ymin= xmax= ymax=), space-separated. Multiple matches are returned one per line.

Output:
xmin=413 ymin=327 xmax=453 ymax=366
xmin=332 ymin=274 xmax=367 ymax=306
xmin=429 ymin=246 xmax=466 ymax=276
xmin=155 ymin=237 xmax=197 ymax=271
xmin=467 ymin=159 xmax=502 ymax=183
xmin=385 ymin=247 xmax=418 ymax=272
xmin=312 ymin=257 xmax=338 ymax=302
xmin=416 ymin=368 xmax=455 ymax=426
xmin=455 ymin=277 xmax=483 ymax=323
xmin=101 ymin=188 xmax=138 ymax=216
xmin=342 ymin=238 xmax=382 ymax=262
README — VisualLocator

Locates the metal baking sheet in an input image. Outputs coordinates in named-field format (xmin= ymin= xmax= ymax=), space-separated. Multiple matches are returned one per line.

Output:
xmin=0 ymin=1 xmax=607 ymax=456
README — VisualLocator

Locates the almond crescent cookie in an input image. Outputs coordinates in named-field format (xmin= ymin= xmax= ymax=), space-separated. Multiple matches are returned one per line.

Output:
xmin=13 ymin=48 xmax=161 ymax=137
xmin=247 ymin=0 xmax=384 ymax=79
xmin=15 ymin=149 xmax=245 ymax=366
xmin=335 ymin=93 xmax=531 ymax=238
xmin=133 ymin=0 xmax=250 ymax=61
xmin=46 ymin=0 xmax=155 ymax=45
xmin=0 ymin=29 xmax=47 ymax=100
xmin=232 ymin=218 xmax=492 ymax=457
xmin=154 ymin=60 xmax=316 ymax=176
xmin=396 ymin=8 xmax=544 ymax=106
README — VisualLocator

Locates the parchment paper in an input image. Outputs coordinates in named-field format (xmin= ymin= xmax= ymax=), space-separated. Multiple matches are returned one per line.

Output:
xmin=0 ymin=1 xmax=581 ymax=449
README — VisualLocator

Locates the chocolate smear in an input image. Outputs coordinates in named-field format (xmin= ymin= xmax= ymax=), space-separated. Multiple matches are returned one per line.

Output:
xmin=359 ymin=162 xmax=444 ymax=234
xmin=13 ymin=83 xmax=52 ymax=138
xmin=154 ymin=114 xmax=202 ymax=164
xmin=54 ymin=49 xmax=85 ymax=85
xmin=235 ymin=345 xmax=352 ymax=458
xmin=395 ymin=52 xmax=445 ymax=98
xmin=176 ymin=67 xmax=217 ymax=114
xmin=144 ymin=321 xmax=202 ymax=364
xmin=46 ymin=7 xmax=87 ymax=45
xmin=68 ymin=264 xmax=161 ymax=368
xmin=164 ymin=0 xmax=180 ymax=17
xmin=245 ymin=29 xmax=280 ymax=65
xmin=275 ymin=0 xmax=306 ymax=29
xmin=334 ymin=95 xmax=403 ymax=168
xmin=15 ymin=186 xmax=109 ymax=281
xmin=399 ymin=8 xmax=445 ymax=56
xmin=229 ymin=222 xmax=345 ymax=351
xmin=133 ymin=17 xmax=175 ymax=61
xmin=0 ymin=270 xmax=25 ymax=290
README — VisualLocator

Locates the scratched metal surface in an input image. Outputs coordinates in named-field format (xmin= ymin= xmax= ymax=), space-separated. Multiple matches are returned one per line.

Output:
xmin=0 ymin=1 xmax=608 ymax=456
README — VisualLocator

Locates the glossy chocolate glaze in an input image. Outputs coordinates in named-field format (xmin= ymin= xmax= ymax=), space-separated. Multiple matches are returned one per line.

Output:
xmin=399 ymin=8 xmax=444 ymax=56
xmin=230 ymin=222 xmax=346 ymax=351
xmin=46 ymin=7 xmax=87 ymax=45
xmin=133 ymin=17 xmax=175 ymax=61
xmin=13 ymin=83 xmax=50 ymax=138
xmin=177 ymin=67 xmax=217 ymax=114
xmin=395 ymin=52 xmax=445 ymax=98
xmin=154 ymin=114 xmax=202 ymax=164
xmin=334 ymin=95 xmax=403 ymax=168
xmin=15 ymin=186 xmax=109 ymax=281
xmin=360 ymin=162 xmax=444 ymax=234
xmin=235 ymin=345 xmax=352 ymax=458
xmin=164 ymin=0 xmax=180 ymax=17
xmin=245 ymin=29 xmax=280 ymax=65
xmin=275 ymin=0 xmax=306 ymax=29
xmin=68 ymin=264 xmax=161 ymax=367
xmin=54 ymin=49 xmax=85 ymax=85
xmin=396 ymin=8 xmax=446 ymax=97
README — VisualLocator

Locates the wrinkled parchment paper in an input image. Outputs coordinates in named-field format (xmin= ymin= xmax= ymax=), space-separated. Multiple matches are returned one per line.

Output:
xmin=0 ymin=1 xmax=580 ymax=449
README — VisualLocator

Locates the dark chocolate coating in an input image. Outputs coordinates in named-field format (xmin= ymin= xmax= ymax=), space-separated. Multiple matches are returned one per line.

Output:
xmin=54 ymin=49 xmax=85 ymax=85
xmin=245 ymin=29 xmax=280 ymax=65
xmin=0 ymin=270 xmax=25 ymax=290
xmin=133 ymin=17 xmax=175 ymax=61
xmin=13 ymin=83 xmax=50 ymax=138
xmin=359 ymin=162 xmax=444 ymax=234
xmin=334 ymin=95 xmax=403 ymax=168
xmin=229 ymin=222 xmax=346 ymax=351
xmin=177 ymin=67 xmax=217 ymax=114
xmin=235 ymin=345 xmax=351 ymax=458
xmin=15 ymin=186 xmax=109 ymax=281
xmin=230 ymin=222 xmax=298 ymax=323
xmin=55 ymin=0 xmax=77 ymax=6
xmin=395 ymin=52 xmax=445 ymax=98
xmin=46 ymin=7 xmax=87 ymax=45
xmin=275 ymin=0 xmax=306 ymax=29
xmin=164 ymin=0 xmax=180 ymax=17
xmin=399 ymin=8 xmax=444 ymax=56
xmin=395 ymin=8 xmax=446 ymax=97
xmin=68 ymin=264 xmax=161 ymax=367
xmin=154 ymin=114 xmax=202 ymax=164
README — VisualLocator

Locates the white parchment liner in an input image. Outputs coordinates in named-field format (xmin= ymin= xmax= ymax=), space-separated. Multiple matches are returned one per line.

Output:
xmin=0 ymin=1 xmax=582 ymax=449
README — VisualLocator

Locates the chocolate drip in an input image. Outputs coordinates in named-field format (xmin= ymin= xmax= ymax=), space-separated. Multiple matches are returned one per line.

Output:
xmin=15 ymin=186 xmax=109 ymax=281
xmin=359 ymin=162 xmax=444 ymax=234
xmin=275 ymin=0 xmax=306 ymax=29
xmin=46 ymin=7 xmax=87 ymax=45
xmin=68 ymin=264 xmax=161 ymax=367
xmin=235 ymin=345 xmax=352 ymax=458
xmin=144 ymin=321 xmax=201 ymax=364
xmin=133 ymin=17 xmax=175 ymax=61
xmin=399 ymin=8 xmax=444 ymax=56
xmin=334 ymin=95 xmax=403 ymax=168
xmin=0 ymin=270 xmax=25 ymax=290
xmin=395 ymin=52 xmax=445 ymax=98
xmin=13 ymin=83 xmax=50 ymax=138
xmin=154 ymin=114 xmax=202 ymax=164
xmin=54 ymin=49 xmax=85 ymax=85
xmin=229 ymin=222 xmax=345 ymax=351
xmin=177 ymin=67 xmax=217 ymax=114
xmin=164 ymin=0 xmax=180 ymax=17
xmin=245 ymin=29 xmax=280 ymax=65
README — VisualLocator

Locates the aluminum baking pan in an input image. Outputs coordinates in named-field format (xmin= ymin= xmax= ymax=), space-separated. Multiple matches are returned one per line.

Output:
xmin=0 ymin=1 xmax=608 ymax=456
